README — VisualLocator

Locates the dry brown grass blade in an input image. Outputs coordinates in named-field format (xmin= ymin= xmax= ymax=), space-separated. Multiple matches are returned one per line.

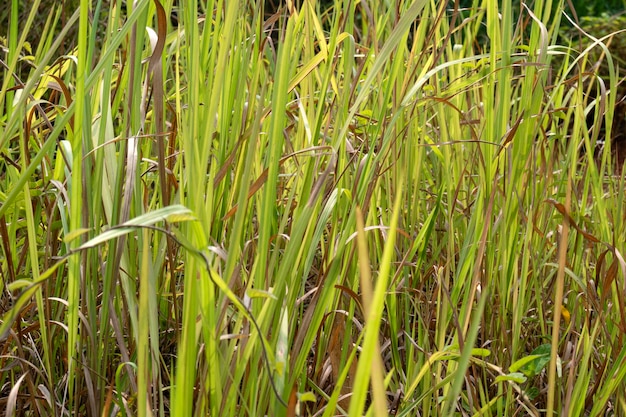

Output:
xmin=149 ymin=0 xmax=169 ymax=206
xmin=5 ymin=372 xmax=27 ymax=417
xmin=102 ymin=383 xmax=115 ymax=417
xmin=327 ymin=312 xmax=357 ymax=411
xmin=0 ymin=216 xmax=16 ymax=283
xmin=107 ymin=297 xmax=137 ymax=391
xmin=333 ymin=284 xmax=364 ymax=316
xmin=149 ymin=0 xmax=180 ymax=334
xmin=307 ymin=151 xmax=337 ymax=208
xmin=546 ymin=199 xmax=600 ymax=243
xmin=495 ymin=115 xmax=523 ymax=159
xmin=286 ymin=382 xmax=298 ymax=417
xmin=214 ymin=134 xmax=249 ymax=189
xmin=547 ymin=198 xmax=626 ymax=334
xmin=82 ymin=351 xmax=98 ymax=416
xmin=222 ymin=146 xmax=333 ymax=220
xmin=46 ymin=73 xmax=74 ymax=111
xmin=104 ymin=7 xmax=145 ymax=396
xmin=165 ymin=101 xmax=179 ymax=187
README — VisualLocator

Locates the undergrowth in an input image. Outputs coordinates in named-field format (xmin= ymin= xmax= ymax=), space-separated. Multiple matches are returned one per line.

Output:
xmin=1 ymin=0 xmax=626 ymax=416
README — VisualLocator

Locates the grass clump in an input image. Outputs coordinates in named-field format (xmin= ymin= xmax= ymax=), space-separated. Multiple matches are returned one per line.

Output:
xmin=1 ymin=0 xmax=626 ymax=416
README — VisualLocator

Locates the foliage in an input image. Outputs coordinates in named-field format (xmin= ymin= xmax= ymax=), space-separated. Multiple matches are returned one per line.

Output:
xmin=1 ymin=0 xmax=626 ymax=416
xmin=567 ymin=0 xmax=626 ymax=17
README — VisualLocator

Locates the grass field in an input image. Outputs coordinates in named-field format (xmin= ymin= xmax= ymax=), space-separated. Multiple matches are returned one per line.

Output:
xmin=1 ymin=0 xmax=626 ymax=415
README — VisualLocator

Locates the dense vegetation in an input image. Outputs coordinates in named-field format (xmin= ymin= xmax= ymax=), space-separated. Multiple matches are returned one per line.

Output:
xmin=2 ymin=0 xmax=626 ymax=416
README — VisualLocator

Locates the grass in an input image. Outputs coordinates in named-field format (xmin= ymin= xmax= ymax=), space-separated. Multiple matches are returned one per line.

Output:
xmin=1 ymin=0 xmax=626 ymax=415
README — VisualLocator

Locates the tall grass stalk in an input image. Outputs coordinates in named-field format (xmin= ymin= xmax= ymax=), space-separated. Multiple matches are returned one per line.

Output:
xmin=2 ymin=0 xmax=626 ymax=416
